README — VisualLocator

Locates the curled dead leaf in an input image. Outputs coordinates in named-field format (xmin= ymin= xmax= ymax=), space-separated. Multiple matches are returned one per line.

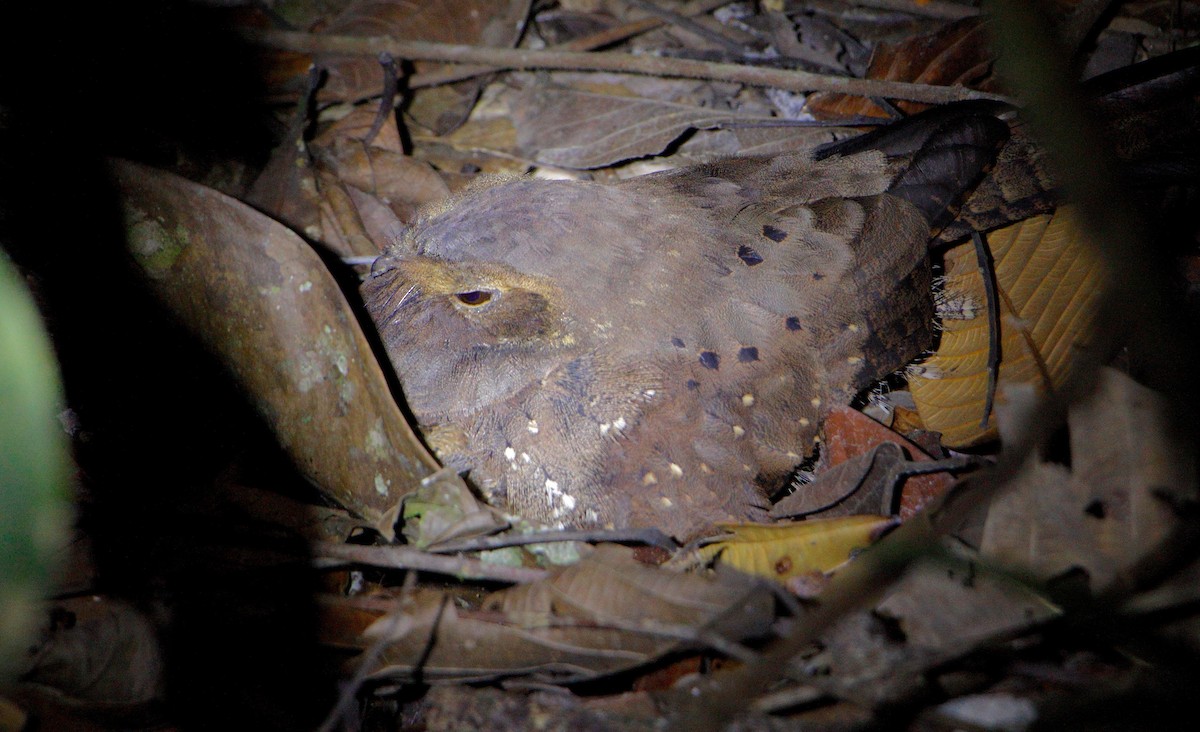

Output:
xmin=311 ymin=108 xmax=452 ymax=237
xmin=816 ymin=406 xmax=960 ymax=519
xmin=808 ymin=18 xmax=997 ymax=119
xmin=981 ymin=368 xmax=1195 ymax=590
xmin=349 ymin=544 xmax=774 ymax=682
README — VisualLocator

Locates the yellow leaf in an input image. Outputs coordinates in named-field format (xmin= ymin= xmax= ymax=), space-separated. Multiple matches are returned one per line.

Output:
xmin=911 ymin=206 xmax=1108 ymax=446
xmin=689 ymin=516 xmax=895 ymax=582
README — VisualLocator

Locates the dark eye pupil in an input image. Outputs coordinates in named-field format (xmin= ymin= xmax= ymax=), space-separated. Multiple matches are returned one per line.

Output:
xmin=456 ymin=290 xmax=492 ymax=306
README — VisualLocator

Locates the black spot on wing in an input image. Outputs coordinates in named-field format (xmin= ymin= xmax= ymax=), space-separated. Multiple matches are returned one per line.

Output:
xmin=762 ymin=224 xmax=788 ymax=242
xmin=699 ymin=351 xmax=720 ymax=370
xmin=738 ymin=346 xmax=759 ymax=363
xmin=786 ymin=316 xmax=803 ymax=331
xmin=672 ymin=337 xmax=685 ymax=348
xmin=737 ymin=245 xmax=764 ymax=266
xmin=686 ymin=379 xmax=700 ymax=390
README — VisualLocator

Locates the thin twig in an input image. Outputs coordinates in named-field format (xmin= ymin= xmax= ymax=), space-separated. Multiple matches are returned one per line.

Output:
xmin=1059 ymin=0 xmax=1119 ymax=55
xmin=316 ymin=578 xmax=416 ymax=732
xmin=972 ymin=230 xmax=1001 ymax=429
xmin=398 ymin=0 xmax=736 ymax=90
xmin=314 ymin=541 xmax=548 ymax=584
xmin=362 ymin=52 xmax=400 ymax=147
xmin=243 ymin=28 xmax=1011 ymax=105
xmin=428 ymin=526 xmax=677 ymax=554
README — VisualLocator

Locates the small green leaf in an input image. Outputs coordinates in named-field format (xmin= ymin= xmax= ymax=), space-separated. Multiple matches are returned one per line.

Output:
xmin=0 ymin=252 xmax=72 ymax=683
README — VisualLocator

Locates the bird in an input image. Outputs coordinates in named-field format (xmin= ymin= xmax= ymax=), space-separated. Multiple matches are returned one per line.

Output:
xmin=361 ymin=101 xmax=1011 ymax=540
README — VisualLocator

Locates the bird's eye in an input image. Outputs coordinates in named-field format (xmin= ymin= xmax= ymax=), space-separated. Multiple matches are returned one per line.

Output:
xmin=455 ymin=290 xmax=493 ymax=306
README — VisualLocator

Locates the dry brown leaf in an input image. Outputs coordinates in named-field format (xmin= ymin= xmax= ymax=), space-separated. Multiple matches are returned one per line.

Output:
xmin=980 ymin=369 xmax=1195 ymax=590
xmin=512 ymin=83 xmax=795 ymax=169
xmin=248 ymin=105 xmax=451 ymax=258
xmin=770 ymin=441 xmax=964 ymax=522
xmin=804 ymin=550 xmax=1059 ymax=708
xmin=310 ymin=168 xmax=378 ymax=258
xmin=245 ymin=122 xmax=323 ymax=243
xmin=701 ymin=124 xmax=846 ymax=158
xmin=311 ymin=107 xmax=452 ymax=245
xmin=808 ymin=17 xmax=997 ymax=119
xmin=348 ymin=544 xmax=774 ymax=682
xmin=421 ymin=72 xmax=844 ymax=173
xmin=683 ymin=516 xmax=894 ymax=583
xmin=772 ymin=446 xmax=906 ymax=519
xmin=409 ymin=84 xmax=530 ymax=179
xmin=113 ymin=159 xmax=438 ymax=534
xmin=317 ymin=139 xmax=450 ymax=227
xmin=910 ymin=205 xmax=1108 ymax=446
xmin=430 ymin=115 xmax=522 ymax=162
xmin=18 ymin=597 xmax=162 ymax=706
xmin=820 ymin=406 xmax=957 ymax=519
xmin=317 ymin=0 xmax=531 ymax=133
xmin=250 ymin=106 xmax=450 ymax=258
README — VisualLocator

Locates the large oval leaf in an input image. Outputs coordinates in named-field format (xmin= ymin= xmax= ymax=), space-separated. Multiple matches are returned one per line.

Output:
xmin=112 ymin=160 xmax=438 ymax=534
xmin=911 ymin=206 xmax=1106 ymax=446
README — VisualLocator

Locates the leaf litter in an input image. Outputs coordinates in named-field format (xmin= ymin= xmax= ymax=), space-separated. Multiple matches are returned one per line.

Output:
xmin=10 ymin=0 xmax=1200 ymax=730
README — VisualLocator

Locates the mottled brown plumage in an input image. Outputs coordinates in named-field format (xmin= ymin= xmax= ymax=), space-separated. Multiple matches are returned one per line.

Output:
xmin=363 ymin=102 xmax=1009 ymax=539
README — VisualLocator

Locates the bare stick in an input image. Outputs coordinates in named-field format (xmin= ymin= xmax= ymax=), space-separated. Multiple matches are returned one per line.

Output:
xmin=243 ymin=28 xmax=1011 ymax=105
xmin=386 ymin=0 xmax=737 ymax=90
xmin=429 ymin=526 xmax=677 ymax=554
xmin=314 ymin=541 xmax=548 ymax=584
